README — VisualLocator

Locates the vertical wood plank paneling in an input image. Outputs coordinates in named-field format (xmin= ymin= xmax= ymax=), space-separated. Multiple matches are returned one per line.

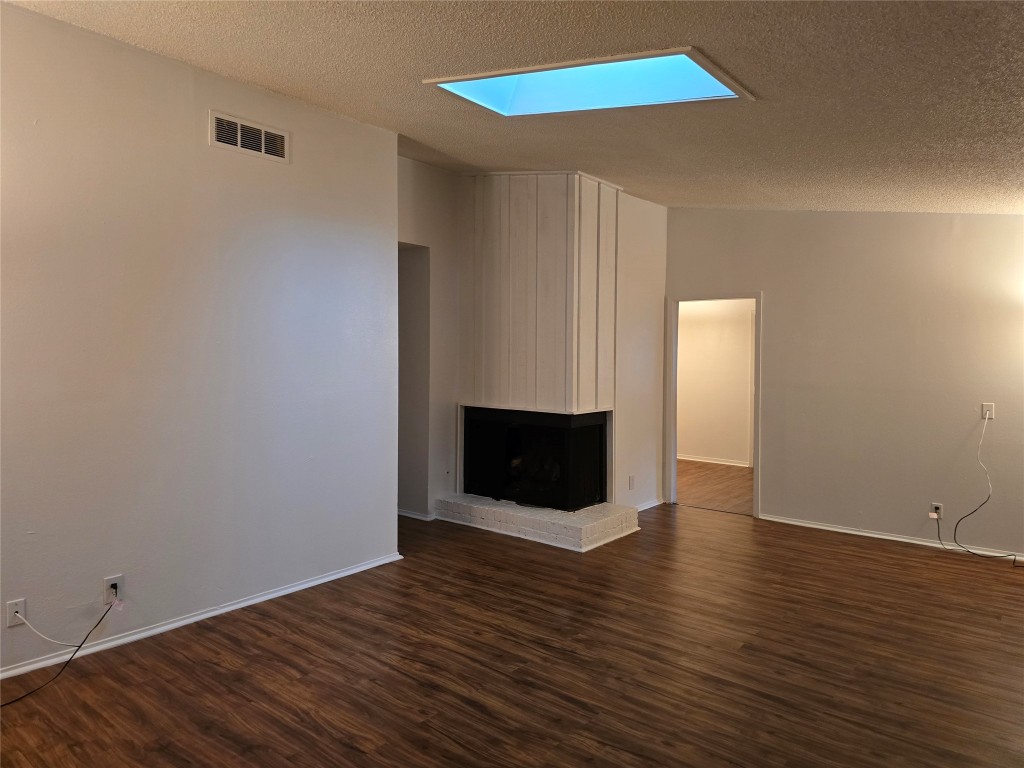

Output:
xmin=472 ymin=176 xmax=485 ymax=404
xmin=457 ymin=176 xmax=478 ymax=405
xmin=469 ymin=172 xmax=614 ymax=416
xmin=508 ymin=176 xmax=528 ymax=407
xmin=596 ymin=183 xmax=617 ymax=410
xmin=508 ymin=175 xmax=537 ymax=408
xmin=497 ymin=175 xmax=511 ymax=406
xmin=525 ymin=176 xmax=538 ymax=408
xmin=565 ymin=175 xmax=580 ymax=412
xmin=479 ymin=175 xmax=504 ymax=405
xmin=577 ymin=176 xmax=599 ymax=412
xmin=535 ymin=174 xmax=569 ymax=411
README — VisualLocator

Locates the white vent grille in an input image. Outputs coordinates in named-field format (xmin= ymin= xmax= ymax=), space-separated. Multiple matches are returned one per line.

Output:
xmin=209 ymin=111 xmax=289 ymax=163
xmin=264 ymin=131 xmax=287 ymax=159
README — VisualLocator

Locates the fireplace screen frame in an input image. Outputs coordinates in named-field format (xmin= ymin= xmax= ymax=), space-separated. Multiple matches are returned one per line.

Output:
xmin=460 ymin=406 xmax=609 ymax=512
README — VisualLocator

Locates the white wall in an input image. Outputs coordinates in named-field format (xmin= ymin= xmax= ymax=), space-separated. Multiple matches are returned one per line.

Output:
xmin=397 ymin=158 xmax=466 ymax=517
xmin=676 ymin=299 xmax=756 ymax=466
xmin=667 ymin=208 xmax=1024 ymax=552
xmin=614 ymin=194 xmax=668 ymax=510
xmin=398 ymin=246 xmax=430 ymax=517
xmin=1 ymin=6 xmax=399 ymax=673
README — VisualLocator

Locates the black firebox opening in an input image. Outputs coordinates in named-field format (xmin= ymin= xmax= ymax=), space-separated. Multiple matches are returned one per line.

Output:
xmin=463 ymin=407 xmax=607 ymax=512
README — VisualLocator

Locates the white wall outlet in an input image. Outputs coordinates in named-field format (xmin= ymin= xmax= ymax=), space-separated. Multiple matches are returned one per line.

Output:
xmin=628 ymin=475 xmax=635 ymax=490
xmin=6 ymin=599 xmax=26 ymax=627
xmin=981 ymin=403 xmax=995 ymax=420
xmin=103 ymin=574 xmax=124 ymax=605
xmin=930 ymin=503 xmax=943 ymax=519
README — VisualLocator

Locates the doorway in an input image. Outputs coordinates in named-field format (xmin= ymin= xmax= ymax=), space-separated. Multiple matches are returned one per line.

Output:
xmin=398 ymin=244 xmax=430 ymax=519
xmin=666 ymin=297 xmax=760 ymax=516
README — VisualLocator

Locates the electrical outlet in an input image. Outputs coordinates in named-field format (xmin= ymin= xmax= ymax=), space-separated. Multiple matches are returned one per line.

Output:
xmin=930 ymin=503 xmax=943 ymax=520
xmin=628 ymin=475 xmax=635 ymax=490
xmin=103 ymin=575 xmax=123 ymax=605
xmin=981 ymin=403 xmax=995 ymax=420
xmin=6 ymin=599 xmax=26 ymax=627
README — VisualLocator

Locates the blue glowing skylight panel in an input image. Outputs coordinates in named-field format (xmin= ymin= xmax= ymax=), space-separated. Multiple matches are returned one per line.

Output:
xmin=436 ymin=53 xmax=738 ymax=116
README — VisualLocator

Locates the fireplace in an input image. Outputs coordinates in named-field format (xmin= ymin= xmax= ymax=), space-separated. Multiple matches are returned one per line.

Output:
xmin=462 ymin=407 xmax=607 ymax=512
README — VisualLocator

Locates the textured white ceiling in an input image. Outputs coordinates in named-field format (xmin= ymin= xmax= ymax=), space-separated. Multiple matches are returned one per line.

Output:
xmin=12 ymin=1 xmax=1024 ymax=213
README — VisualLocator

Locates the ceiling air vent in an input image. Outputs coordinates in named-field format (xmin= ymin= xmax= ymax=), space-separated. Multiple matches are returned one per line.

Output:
xmin=209 ymin=110 xmax=289 ymax=163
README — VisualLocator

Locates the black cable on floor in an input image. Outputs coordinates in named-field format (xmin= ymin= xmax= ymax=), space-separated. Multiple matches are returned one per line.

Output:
xmin=935 ymin=412 xmax=1021 ymax=567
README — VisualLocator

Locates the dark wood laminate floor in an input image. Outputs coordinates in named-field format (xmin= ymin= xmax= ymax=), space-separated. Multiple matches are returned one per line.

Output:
xmin=3 ymin=507 xmax=1022 ymax=767
xmin=678 ymin=458 xmax=754 ymax=515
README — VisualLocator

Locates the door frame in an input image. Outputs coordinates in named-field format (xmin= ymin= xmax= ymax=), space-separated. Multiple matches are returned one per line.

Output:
xmin=663 ymin=292 xmax=763 ymax=517
xmin=397 ymin=242 xmax=433 ymax=521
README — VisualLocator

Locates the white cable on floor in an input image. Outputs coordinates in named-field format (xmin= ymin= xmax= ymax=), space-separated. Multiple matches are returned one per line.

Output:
xmin=976 ymin=411 xmax=992 ymax=499
xmin=2 ymin=601 xmax=116 ymax=708
xmin=15 ymin=612 xmax=79 ymax=647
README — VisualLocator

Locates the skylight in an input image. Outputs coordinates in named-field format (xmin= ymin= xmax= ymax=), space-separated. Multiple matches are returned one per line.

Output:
xmin=429 ymin=49 xmax=747 ymax=117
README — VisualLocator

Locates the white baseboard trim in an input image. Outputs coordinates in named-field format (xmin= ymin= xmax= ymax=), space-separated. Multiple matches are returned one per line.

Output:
xmin=637 ymin=499 xmax=663 ymax=511
xmin=677 ymin=454 xmax=750 ymax=468
xmin=760 ymin=514 xmax=1023 ymax=559
xmin=398 ymin=508 xmax=435 ymax=521
xmin=0 ymin=552 xmax=403 ymax=680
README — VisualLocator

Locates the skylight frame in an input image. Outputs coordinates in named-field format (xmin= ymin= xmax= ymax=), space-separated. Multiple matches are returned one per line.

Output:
xmin=424 ymin=47 xmax=754 ymax=117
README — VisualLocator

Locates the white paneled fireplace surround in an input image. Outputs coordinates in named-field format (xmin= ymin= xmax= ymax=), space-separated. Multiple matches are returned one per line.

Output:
xmin=434 ymin=172 xmax=639 ymax=551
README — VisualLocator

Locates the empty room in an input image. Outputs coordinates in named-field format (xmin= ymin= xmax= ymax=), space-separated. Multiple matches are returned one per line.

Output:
xmin=1 ymin=2 xmax=1022 ymax=766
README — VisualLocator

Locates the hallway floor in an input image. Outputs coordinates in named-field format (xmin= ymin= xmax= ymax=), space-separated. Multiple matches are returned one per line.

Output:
xmin=676 ymin=458 xmax=753 ymax=515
